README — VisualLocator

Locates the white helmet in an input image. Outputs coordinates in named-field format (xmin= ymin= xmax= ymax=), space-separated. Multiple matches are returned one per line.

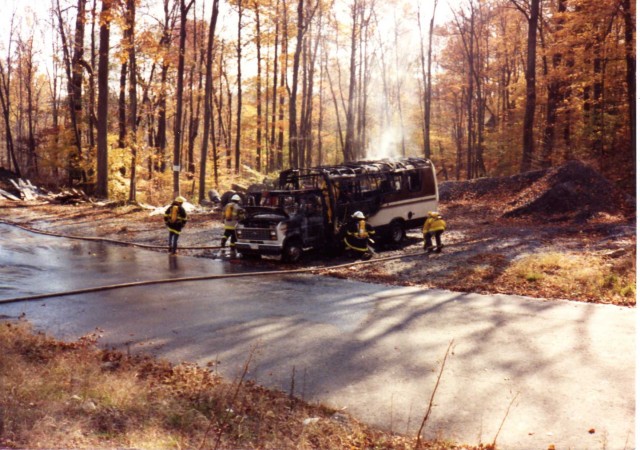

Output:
xmin=231 ymin=194 xmax=241 ymax=203
xmin=352 ymin=211 xmax=365 ymax=219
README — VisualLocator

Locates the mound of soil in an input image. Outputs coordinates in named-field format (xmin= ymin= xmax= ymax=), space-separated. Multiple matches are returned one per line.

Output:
xmin=439 ymin=169 xmax=547 ymax=201
xmin=503 ymin=161 xmax=633 ymax=222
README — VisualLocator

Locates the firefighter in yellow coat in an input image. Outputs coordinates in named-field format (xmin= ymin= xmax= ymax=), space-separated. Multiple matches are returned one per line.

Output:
xmin=344 ymin=211 xmax=376 ymax=260
xmin=422 ymin=211 xmax=446 ymax=253
xmin=219 ymin=194 xmax=245 ymax=257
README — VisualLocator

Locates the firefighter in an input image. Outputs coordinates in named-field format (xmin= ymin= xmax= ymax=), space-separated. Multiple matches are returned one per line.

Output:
xmin=219 ymin=194 xmax=245 ymax=257
xmin=422 ymin=211 xmax=446 ymax=253
xmin=344 ymin=211 xmax=376 ymax=260
xmin=164 ymin=196 xmax=188 ymax=255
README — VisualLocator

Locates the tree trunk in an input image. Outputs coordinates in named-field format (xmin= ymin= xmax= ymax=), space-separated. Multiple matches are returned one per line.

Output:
xmin=254 ymin=0 xmax=263 ymax=172
xmin=269 ymin=0 xmax=280 ymax=173
xmin=622 ymin=0 xmax=635 ymax=163
xmin=344 ymin=1 xmax=359 ymax=162
xmin=303 ymin=15 xmax=321 ymax=168
xmin=288 ymin=0 xmax=305 ymax=168
xmin=520 ymin=0 xmax=539 ymax=172
xmin=465 ymin=10 xmax=474 ymax=179
xmin=55 ymin=0 xmax=83 ymax=182
xmin=71 ymin=0 xmax=87 ymax=121
xmin=155 ymin=0 xmax=176 ymax=174
xmin=173 ymin=0 xmax=195 ymax=195
xmin=277 ymin=0 xmax=288 ymax=170
xmin=23 ymin=38 xmax=38 ymax=175
xmin=199 ymin=0 xmax=219 ymax=202
xmin=541 ymin=0 xmax=566 ymax=168
xmin=234 ymin=1 xmax=243 ymax=174
xmin=127 ymin=0 xmax=138 ymax=203
xmin=418 ymin=0 xmax=438 ymax=159
xmin=118 ymin=62 xmax=127 ymax=148
xmin=88 ymin=0 xmax=97 ymax=150
xmin=0 ymin=60 xmax=20 ymax=177
xmin=96 ymin=0 xmax=111 ymax=198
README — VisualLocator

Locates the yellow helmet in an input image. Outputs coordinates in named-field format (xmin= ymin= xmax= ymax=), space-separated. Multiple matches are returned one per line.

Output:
xmin=428 ymin=211 xmax=439 ymax=218
xmin=174 ymin=196 xmax=186 ymax=204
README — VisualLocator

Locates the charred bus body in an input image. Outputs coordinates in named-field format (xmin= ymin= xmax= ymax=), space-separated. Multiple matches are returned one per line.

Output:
xmin=235 ymin=158 xmax=438 ymax=262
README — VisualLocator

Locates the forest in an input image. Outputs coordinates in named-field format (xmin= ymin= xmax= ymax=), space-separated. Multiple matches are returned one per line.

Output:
xmin=0 ymin=0 xmax=635 ymax=204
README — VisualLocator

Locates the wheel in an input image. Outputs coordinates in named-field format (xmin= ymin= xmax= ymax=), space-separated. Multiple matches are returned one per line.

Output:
xmin=282 ymin=240 xmax=303 ymax=263
xmin=388 ymin=219 xmax=405 ymax=245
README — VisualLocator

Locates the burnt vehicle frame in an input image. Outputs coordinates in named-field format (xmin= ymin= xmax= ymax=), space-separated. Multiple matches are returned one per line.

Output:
xmin=236 ymin=157 xmax=438 ymax=262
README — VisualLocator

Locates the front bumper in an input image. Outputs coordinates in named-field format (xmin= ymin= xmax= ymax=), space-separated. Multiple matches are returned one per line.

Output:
xmin=235 ymin=242 xmax=283 ymax=255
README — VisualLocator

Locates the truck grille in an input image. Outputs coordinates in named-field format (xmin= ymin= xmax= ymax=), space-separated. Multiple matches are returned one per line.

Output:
xmin=240 ymin=228 xmax=272 ymax=240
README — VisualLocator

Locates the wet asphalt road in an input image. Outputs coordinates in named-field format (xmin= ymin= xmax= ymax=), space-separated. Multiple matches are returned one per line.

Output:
xmin=0 ymin=223 xmax=635 ymax=449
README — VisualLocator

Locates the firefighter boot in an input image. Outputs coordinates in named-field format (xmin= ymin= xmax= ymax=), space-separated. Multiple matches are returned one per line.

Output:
xmin=218 ymin=238 xmax=227 ymax=257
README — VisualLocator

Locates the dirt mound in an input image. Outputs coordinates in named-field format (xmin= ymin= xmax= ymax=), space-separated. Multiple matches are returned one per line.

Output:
xmin=503 ymin=161 xmax=633 ymax=222
xmin=439 ymin=169 xmax=547 ymax=201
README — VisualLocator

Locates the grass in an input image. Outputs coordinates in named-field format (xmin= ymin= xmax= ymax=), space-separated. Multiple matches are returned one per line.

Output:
xmin=0 ymin=321 xmax=487 ymax=450
xmin=504 ymin=251 xmax=636 ymax=305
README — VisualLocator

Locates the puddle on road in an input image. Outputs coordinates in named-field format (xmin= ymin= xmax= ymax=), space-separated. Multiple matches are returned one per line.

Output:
xmin=0 ymin=223 xmax=270 ymax=299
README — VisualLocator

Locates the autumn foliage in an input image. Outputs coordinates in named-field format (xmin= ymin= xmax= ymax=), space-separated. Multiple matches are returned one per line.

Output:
xmin=0 ymin=0 xmax=634 ymax=203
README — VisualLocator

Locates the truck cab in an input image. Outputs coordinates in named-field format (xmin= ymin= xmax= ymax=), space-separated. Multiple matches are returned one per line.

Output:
xmin=235 ymin=189 xmax=328 ymax=262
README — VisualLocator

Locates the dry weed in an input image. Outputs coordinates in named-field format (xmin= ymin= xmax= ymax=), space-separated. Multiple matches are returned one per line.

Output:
xmin=502 ymin=251 xmax=635 ymax=305
xmin=0 ymin=321 xmax=483 ymax=449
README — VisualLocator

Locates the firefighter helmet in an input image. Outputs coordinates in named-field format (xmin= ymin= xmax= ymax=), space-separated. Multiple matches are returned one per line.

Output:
xmin=231 ymin=194 xmax=241 ymax=203
xmin=352 ymin=211 xmax=365 ymax=219
xmin=174 ymin=196 xmax=186 ymax=204
xmin=428 ymin=211 xmax=439 ymax=218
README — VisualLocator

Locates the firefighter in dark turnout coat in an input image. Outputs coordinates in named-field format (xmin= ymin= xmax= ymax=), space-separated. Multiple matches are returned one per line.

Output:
xmin=164 ymin=196 xmax=188 ymax=255
xmin=344 ymin=211 xmax=376 ymax=260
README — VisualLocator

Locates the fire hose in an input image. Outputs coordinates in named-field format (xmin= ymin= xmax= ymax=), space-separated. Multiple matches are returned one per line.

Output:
xmin=0 ymin=219 xmax=479 ymax=305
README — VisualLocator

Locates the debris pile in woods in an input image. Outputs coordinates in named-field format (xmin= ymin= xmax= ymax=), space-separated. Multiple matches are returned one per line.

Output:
xmin=0 ymin=168 xmax=89 ymax=204
xmin=439 ymin=168 xmax=547 ymax=202
xmin=503 ymin=161 xmax=634 ymax=222
xmin=440 ymin=160 xmax=634 ymax=223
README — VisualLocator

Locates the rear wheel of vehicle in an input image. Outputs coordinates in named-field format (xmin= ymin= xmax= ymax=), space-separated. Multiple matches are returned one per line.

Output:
xmin=388 ymin=219 xmax=405 ymax=245
xmin=282 ymin=240 xmax=303 ymax=263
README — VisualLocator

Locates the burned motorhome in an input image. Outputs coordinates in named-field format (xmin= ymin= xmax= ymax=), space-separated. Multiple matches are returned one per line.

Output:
xmin=235 ymin=158 xmax=438 ymax=262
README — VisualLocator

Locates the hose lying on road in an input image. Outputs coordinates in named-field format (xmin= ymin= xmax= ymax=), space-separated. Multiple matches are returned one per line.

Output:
xmin=0 ymin=219 xmax=480 ymax=305
xmin=0 ymin=219 xmax=220 ymax=250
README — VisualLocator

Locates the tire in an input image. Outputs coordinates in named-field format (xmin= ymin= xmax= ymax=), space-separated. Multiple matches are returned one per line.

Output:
xmin=282 ymin=240 xmax=303 ymax=263
xmin=388 ymin=219 xmax=405 ymax=245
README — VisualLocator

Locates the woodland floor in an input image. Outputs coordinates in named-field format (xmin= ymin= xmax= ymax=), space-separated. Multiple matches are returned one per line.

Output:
xmin=0 ymin=161 xmax=636 ymax=306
